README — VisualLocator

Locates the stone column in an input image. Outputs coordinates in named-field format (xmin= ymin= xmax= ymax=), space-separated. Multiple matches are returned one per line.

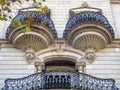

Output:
xmin=35 ymin=62 xmax=45 ymax=73
xmin=76 ymin=61 xmax=86 ymax=73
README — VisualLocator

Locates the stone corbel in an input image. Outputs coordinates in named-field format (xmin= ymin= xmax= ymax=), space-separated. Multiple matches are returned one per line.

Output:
xmin=53 ymin=40 xmax=67 ymax=53
xmin=35 ymin=62 xmax=45 ymax=73
xmin=24 ymin=46 xmax=36 ymax=64
xmin=76 ymin=61 xmax=86 ymax=73
xmin=84 ymin=47 xmax=96 ymax=63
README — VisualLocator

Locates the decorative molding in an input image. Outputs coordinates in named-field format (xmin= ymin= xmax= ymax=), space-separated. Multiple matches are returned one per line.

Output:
xmin=0 ymin=39 xmax=9 ymax=44
xmin=72 ymin=32 xmax=108 ymax=51
xmin=24 ymin=48 xmax=36 ymax=63
xmin=1 ymin=39 xmax=120 ymax=48
xmin=13 ymin=33 xmax=48 ymax=52
xmin=69 ymin=3 xmax=102 ymax=18
xmin=111 ymin=0 xmax=120 ymax=4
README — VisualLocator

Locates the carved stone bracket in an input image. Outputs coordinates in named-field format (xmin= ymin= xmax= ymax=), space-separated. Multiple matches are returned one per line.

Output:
xmin=76 ymin=61 xmax=86 ymax=73
xmin=24 ymin=47 xmax=36 ymax=63
xmin=52 ymin=39 xmax=67 ymax=53
xmin=35 ymin=62 xmax=45 ymax=72
xmin=84 ymin=47 xmax=96 ymax=63
xmin=85 ymin=52 xmax=96 ymax=63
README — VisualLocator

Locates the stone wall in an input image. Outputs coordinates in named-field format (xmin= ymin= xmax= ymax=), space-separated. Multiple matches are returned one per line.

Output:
xmin=86 ymin=47 xmax=120 ymax=88
xmin=0 ymin=43 xmax=35 ymax=88
xmin=111 ymin=3 xmax=120 ymax=38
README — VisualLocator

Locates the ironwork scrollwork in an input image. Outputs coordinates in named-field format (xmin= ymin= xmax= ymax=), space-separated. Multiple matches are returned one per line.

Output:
xmin=1 ymin=71 xmax=119 ymax=90
xmin=64 ymin=11 xmax=114 ymax=38
xmin=6 ymin=11 xmax=57 ymax=38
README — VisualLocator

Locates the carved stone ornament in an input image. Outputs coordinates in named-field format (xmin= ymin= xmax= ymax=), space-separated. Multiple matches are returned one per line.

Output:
xmin=85 ymin=52 xmax=96 ymax=63
xmin=82 ymin=2 xmax=88 ymax=8
xmin=76 ymin=61 xmax=86 ymax=73
xmin=24 ymin=49 xmax=36 ymax=63
xmin=53 ymin=40 xmax=67 ymax=53
xmin=35 ymin=62 xmax=45 ymax=72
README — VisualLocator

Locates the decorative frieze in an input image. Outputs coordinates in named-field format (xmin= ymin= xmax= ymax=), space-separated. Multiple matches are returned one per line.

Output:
xmin=85 ymin=52 xmax=96 ymax=63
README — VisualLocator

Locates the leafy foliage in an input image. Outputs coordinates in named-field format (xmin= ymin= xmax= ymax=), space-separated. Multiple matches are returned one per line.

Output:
xmin=12 ymin=20 xmax=22 ymax=27
xmin=0 ymin=0 xmax=48 ymax=21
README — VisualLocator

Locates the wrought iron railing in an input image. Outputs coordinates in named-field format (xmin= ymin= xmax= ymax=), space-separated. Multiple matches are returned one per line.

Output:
xmin=6 ymin=11 xmax=57 ymax=38
xmin=1 ymin=71 xmax=119 ymax=90
xmin=63 ymin=11 xmax=114 ymax=38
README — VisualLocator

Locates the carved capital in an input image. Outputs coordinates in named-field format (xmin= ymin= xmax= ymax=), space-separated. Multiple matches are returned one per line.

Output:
xmin=76 ymin=61 xmax=86 ymax=73
xmin=35 ymin=62 xmax=45 ymax=72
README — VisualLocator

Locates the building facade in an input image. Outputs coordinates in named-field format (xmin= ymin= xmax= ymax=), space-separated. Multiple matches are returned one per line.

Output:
xmin=0 ymin=0 xmax=120 ymax=89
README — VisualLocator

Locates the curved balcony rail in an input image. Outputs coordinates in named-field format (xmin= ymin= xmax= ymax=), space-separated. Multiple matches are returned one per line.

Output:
xmin=6 ymin=11 xmax=57 ymax=38
xmin=63 ymin=11 xmax=114 ymax=38
xmin=1 ymin=71 xmax=119 ymax=90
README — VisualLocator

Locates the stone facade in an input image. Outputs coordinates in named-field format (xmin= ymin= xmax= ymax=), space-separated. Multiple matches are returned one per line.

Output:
xmin=0 ymin=0 xmax=120 ymax=89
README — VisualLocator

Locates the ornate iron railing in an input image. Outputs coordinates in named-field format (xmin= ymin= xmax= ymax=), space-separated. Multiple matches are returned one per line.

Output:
xmin=1 ymin=71 xmax=119 ymax=90
xmin=63 ymin=11 xmax=115 ymax=38
xmin=6 ymin=11 xmax=57 ymax=38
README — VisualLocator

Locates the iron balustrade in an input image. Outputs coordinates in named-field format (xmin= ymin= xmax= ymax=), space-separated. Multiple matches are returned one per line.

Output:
xmin=63 ymin=11 xmax=115 ymax=38
xmin=1 ymin=71 xmax=119 ymax=90
xmin=6 ymin=11 xmax=58 ymax=38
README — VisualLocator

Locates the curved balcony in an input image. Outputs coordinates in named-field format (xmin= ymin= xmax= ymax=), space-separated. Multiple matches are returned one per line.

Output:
xmin=63 ymin=11 xmax=115 ymax=62
xmin=6 ymin=11 xmax=57 ymax=52
xmin=6 ymin=11 xmax=57 ymax=38
xmin=63 ymin=11 xmax=114 ymax=38
xmin=1 ymin=71 xmax=119 ymax=90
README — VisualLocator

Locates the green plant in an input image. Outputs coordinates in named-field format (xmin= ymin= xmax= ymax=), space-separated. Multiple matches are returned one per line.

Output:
xmin=0 ymin=0 xmax=48 ymax=21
